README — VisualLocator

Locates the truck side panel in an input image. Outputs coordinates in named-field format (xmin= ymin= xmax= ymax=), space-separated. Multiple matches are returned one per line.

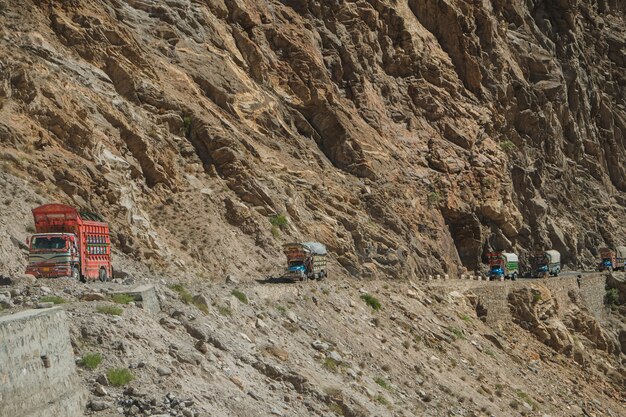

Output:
xmin=80 ymin=221 xmax=112 ymax=280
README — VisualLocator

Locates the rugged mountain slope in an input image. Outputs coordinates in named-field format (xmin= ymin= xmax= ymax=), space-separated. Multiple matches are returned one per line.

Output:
xmin=1 ymin=0 xmax=625 ymax=280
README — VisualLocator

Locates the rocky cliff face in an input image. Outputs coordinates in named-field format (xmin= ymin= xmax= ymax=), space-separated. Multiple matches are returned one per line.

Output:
xmin=1 ymin=0 xmax=625 ymax=279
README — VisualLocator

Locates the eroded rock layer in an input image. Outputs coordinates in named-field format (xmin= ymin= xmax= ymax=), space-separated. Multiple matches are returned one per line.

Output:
xmin=1 ymin=0 xmax=625 ymax=279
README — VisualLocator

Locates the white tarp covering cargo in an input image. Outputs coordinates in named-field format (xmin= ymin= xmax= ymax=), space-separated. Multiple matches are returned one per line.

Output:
xmin=503 ymin=253 xmax=518 ymax=263
xmin=300 ymin=242 xmax=327 ymax=255
xmin=616 ymin=246 xmax=626 ymax=258
xmin=545 ymin=250 xmax=560 ymax=264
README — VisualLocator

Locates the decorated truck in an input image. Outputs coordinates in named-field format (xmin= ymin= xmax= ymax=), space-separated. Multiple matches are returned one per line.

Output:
xmin=598 ymin=246 xmax=626 ymax=272
xmin=282 ymin=242 xmax=327 ymax=281
xmin=488 ymin=252 xmax=519 ymax=281
xmin=25 ymin=204 xmax=113 ymax=281
xmin=530 ymin=250 xmax=561 ymax=278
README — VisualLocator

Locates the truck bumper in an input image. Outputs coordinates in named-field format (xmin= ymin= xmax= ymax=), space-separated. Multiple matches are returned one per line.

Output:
xmin=25 ymin=265 xmax=72 ymax=278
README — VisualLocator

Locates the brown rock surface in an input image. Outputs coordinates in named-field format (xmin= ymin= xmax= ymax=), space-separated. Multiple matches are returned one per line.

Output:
xmin=0 ymin=1 xmax=625 ymax=280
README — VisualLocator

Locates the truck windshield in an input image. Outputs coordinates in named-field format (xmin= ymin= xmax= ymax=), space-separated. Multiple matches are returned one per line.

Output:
xmin=289 ymin=261 xmax=305 ymax=267
xmin=32 ymin=237 xmax=67 ymax=251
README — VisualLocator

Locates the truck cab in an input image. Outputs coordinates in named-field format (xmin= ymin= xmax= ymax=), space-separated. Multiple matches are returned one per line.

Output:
xmin=26 ymin=233 xmax=80 ymax=279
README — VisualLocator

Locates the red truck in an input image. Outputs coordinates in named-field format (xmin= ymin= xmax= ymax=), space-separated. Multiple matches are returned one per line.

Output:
xmin=25 ymin=204 xmax=113 ymax=281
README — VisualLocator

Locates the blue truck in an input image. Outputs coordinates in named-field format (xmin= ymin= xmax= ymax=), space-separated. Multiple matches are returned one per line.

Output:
xmin=488 ymin=252 xmax=519 ymax=281
xmin=530 ymin=250 xmax=561 ymax=278
xmin=282 ymin=242 xmax=327 ymax=281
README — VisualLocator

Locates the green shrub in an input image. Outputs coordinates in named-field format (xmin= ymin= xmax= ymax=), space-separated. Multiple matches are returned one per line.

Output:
xmin=459 ymin=314 xmax=471 ymax=322
xmin=26 ymin=224 xmax=36 ymax=233
xmin=217 ymin=305 xmax=232 ymax=316
xmin=276 ymin=305 xmax=286 ymax=314
xmin=183 ymin=116 xmax=193 ymax=137
xmin=606 ymin=288 xmax=619 ymax=306
xmin=328 ymin=403 xmax=344 ymax=415
xmin=323 ymin=357 xmax=339 ymax=372
xmin=448 ymin=327 xmax=465 ymax=340
xmin=40 ymin=295 xmax=66 ymax=305
xmin=168 ymin=284 xmax=193 ymax=304
xmin=111 ymin=294 xmax=134 ymax=304
xmin=532 ymin=291 xmax=542 ymax=303
xmin=500 ymin=140 xmax=516 ymax=153
xmin=232 ymin=289 xmax=248 ymax=304
xmin=271 ymin=225 xmax=280 ymax=237
xmin=374 ymin=377 xmax=392 ymax=390
xmin=427 ymin=192 xmax=441 ymax=206
xmin=375 ymin=395 xmax=390 ymax=406
xmin=360 ymin=294 xmax=381 ymax=310
xmin=269 ymin=214 xmax=288 ymax=229
xmin=107 ymin=368 xmax=134 ymax=386
xmin=80 ymin=353 xmax=102 ymax=370
xmin=516 ymin=391 xmax=537 ymax=410
xmin=96 ymin=305 xmax=123 ymax=316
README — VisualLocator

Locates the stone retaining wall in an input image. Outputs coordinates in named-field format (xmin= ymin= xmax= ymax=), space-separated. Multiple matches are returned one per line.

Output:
xmin=0 ymin=308 xmax=86 ymax=417
xmin=429 ymin=275 xmax=607 ymax=325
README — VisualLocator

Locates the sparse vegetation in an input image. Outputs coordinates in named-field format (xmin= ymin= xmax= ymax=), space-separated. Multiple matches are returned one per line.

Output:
xmin=427 ymin=191 xmax=441 ymax=206
xmin=168 ymin=283 xmax=193 ymax=304
xmin=374 ymin=377 xmax=392 ymax=391
xmin=459 ymin=314 xmax=471 ymax=322
xmin=328 ymin=403 xmax=344 ymax=415
xmin=481 ymin=177 xmax=496 ymax=189
xmin=217 ymin=305 xmax=232 ymax=316
xmin=448 ymin=327 xmax=465 ymax=340
xmin=107 ymin=368 xmax=134 ymax=386
xmin=500 ymin=139 xmax=516 ymax=153
xmin=375 ymin=395 xmax=390 ymax=406
xmin=606 ymin=288 xmax=619 ymax=308
xmin=276 ymin=305 xmax=287 ymax=314
xmin=25 ymin=224 xmax=36 ymax=233
xmin=532 ymin=291 xmax=542 ymax=303
xmin=40 ymin=295 xmax=66 ymax=305
xmin=96 ymin=305 xmax=123 ymax=316
xmin=111 ymin=294 xmax=134 ymax=304
xmin=269 ymin=214 xmax=288 ymax=237
xmin=485 ymin=349 xmax=496 ymax=357
xmin=270 ymin=214 xmax=289 ymax=230
xmin=323 ymin=357 xmax=339 ymax=372
xmin=232 ymin=289 xmax=248 ymax=304
xmin=80 ymin=353 xmax=102 ymax=370
xmin=516 ymin=390 xmax=538 ymax=410
xmin=360 ymin=293 xmax=381 ymax=310
xmin=183 ymin=115 xmax=193 ymax=137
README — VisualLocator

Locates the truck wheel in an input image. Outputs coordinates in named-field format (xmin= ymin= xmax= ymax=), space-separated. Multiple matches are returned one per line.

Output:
xmin=72 ymin=266 xmax=81 ymax=282
xmin=98 ymin=268 xmax=108 ymax=282
xmin=512 ymin=273 xmax=517 ymax=281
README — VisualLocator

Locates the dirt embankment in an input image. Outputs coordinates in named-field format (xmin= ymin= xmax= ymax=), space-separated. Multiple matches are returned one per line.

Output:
xmin=1 ymin=272 xmax=624 ymax=417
